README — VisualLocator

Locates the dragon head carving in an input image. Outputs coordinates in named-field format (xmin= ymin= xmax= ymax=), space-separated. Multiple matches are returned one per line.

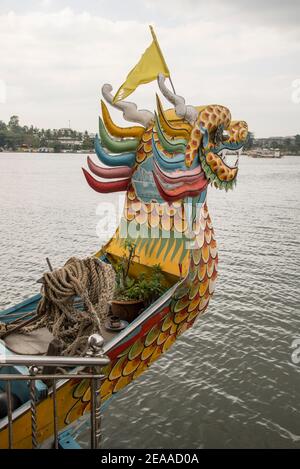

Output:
xmin=152 ymin=74 xmax=248 ymax=197
xmin=83 ymin=74 xmax=248 ymax=204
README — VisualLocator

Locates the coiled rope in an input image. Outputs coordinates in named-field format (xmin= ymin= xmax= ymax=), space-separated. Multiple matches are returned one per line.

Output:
xmin=6 ymin=257 xmax=115 ymax=356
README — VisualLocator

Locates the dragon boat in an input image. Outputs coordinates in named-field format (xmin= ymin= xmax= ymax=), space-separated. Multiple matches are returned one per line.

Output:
xmin=0 ymin=68 xmax=248 ymax=448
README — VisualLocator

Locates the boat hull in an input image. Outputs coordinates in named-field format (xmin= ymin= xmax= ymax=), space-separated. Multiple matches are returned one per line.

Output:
xmin=0 ymin=277 xmax=204 ymax=448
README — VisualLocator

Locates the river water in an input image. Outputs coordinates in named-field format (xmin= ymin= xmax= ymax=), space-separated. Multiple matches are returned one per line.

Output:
xmin=0 ymin=152 xmax=300 ymax=448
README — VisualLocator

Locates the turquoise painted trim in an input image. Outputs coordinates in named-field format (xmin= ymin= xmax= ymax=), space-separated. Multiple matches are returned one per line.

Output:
xmin=95 ymin=135 xmax=136 ymax=168
xmin=152 ymin=136 xmax=199 ymax=171
xmin=200 ymin=125 xmax=209 ymax=148
xmin=58 ymin=430 xmax=82 ymax=449
xmin=0 ymin=293 xmax=41 ymax=326
xmin=131 ymin=158 xmax=165 ymax=204
xmin=213 ymin=140 xmax=245 ymax=153
xmin=0 ymin=293 xmax=41 ymax=318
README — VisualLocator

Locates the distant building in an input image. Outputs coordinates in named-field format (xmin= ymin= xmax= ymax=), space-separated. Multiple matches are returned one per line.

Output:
xmin=59 ymin=128 xmax=73 ymax=137
xmin=38 ymin=147 xmax=54 ymax=153
xmin=57 ymin=138 xmax=82 ymax=145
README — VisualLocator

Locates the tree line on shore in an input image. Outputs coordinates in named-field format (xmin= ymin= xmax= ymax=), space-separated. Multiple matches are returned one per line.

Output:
xmin=0 ymin=115 xmax=94 ymax=152
xmin=245 ymin=132 xmax=300 ymax=155
xmin=1 ymin=117 xmax=299 ymax=155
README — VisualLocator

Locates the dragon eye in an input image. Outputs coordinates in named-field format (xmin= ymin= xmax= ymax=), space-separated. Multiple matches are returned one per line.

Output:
xmin=214 ymin=127 xmax=230 ymax=144
xmin=214 ymin=126 xmax=224 ymax=144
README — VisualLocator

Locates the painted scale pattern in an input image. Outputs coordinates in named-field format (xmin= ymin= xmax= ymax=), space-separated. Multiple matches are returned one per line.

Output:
xmin=122 ymin=190 xmax=191 ymax=272
xmin=65 ymin=201 xmax=218 ymax=423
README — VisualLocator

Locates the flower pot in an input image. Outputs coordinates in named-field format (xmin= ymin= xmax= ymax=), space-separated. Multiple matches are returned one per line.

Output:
xmin=110 ymin=299 xmax=145 ymax=323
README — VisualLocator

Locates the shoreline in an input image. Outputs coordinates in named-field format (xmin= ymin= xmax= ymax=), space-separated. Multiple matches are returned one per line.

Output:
xmin=0 ymin=149 xmax=95 ymax=154
xmin=1 ymin=150 xmax=300 ymax=157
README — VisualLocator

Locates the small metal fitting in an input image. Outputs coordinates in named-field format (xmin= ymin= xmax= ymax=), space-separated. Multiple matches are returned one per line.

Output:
xmin=87 ymin=334 xmax=105 ymax=355
xmin=29 ymin=366 xmax=39 ymax=376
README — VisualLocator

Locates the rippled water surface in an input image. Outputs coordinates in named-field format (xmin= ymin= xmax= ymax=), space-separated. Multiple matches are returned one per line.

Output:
xmin=1 ymin=152 xmax=300 ymax=448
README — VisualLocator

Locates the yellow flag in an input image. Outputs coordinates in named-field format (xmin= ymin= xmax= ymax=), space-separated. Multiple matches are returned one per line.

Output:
xmin=113 ymin=26 xmax=170 ymax=103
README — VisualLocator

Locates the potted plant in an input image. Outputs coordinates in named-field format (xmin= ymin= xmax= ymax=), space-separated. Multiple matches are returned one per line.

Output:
xmin=111 ymin=240 xmax=167 ymax=323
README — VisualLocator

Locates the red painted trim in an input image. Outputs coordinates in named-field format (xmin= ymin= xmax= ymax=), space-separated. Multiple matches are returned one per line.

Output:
xmin=153 ymin=160 xmax=205 ymax=185
xmin=87 ymin=156 xmax=134 ymax=179
xmin=82 ymin=168 xmax=131 ymax=193
xmin=153 ymin=172 xmax=208 ymax=202
xmin=108 ymin=306 xmax=170 ymax=360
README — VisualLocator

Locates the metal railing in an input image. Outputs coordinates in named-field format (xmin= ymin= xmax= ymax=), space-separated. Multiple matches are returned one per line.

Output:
xmin=0 ymin=334 xmax=110 ymax=449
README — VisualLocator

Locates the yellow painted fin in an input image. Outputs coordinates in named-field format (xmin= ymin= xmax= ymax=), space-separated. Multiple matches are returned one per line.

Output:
xmin=101 ymin=100 xmax=145 ymax=138
xmin=156 ymin=95 xmax=192 ymax=139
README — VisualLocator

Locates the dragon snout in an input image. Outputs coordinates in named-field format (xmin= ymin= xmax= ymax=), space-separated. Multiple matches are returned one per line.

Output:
xmin=198 ymin=119 xmax=248 ymax=191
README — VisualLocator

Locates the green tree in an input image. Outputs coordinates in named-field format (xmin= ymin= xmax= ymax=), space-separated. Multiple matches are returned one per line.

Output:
xmin=5 ymin=116 xmax=23 ymax=149
xmin=8 ymin=115 xmax=20 ymax=131
xmin=0 ymin=120 xmax=7 ymax=147
xmin=53 ymin=141 xmax=62 ymax=153
xmin=295 ymin=135 xmax=300 ymax=149
xmin=244 ymin=131 xmax=254 ymax=150
xmin=82 ymin=135 xmax=94 ymax=150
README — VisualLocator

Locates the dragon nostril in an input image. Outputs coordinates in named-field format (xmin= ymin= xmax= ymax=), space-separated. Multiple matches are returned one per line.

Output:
xmin=222 ymin=130 xmax=230 ymax=141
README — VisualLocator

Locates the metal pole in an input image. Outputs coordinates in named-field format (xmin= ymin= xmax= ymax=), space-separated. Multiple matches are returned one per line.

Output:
xmin=30 ymin=379 xmax=38 ymax=449
xmin=52 ymin=379 xmax=58 ymax=449
xmin=6 ymin=381 xmax=13 ymax=449
xmin=0 ymin=373 xmax=105 ymax=381
xmin=168 ymin=76 xmax=176 ymax=95
xmin=94 ymin=369 xmax=102 ymax=449
xmin=149 ymin=25 xmax=176 ymax=94
xmin=46 ymin=257 xmax=53 ymax=272
xmin=90 ymin=369 xmax=102 ymax=449
xmin=0 ymin=354 xmax=110 ymax=367
xmin=90 ymin=375 xmax=96 ymax=449
xmin=87 ymin=334 xmax=105 ymax=449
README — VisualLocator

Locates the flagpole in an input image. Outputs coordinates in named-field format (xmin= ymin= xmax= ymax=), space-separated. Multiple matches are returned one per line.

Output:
xmin=149 ymin=25 xmax=176 ymax=94
xmin=168 ymin=76 xmax=177 ymax=95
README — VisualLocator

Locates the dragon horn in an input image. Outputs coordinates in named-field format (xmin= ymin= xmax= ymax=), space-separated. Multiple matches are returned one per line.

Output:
xmin=101 ymin=101 xmax=144 ymax=139
xmin=102 ymin=83 xmax=154 ymax=128
xmin=99 ymin=117 xmax=139 ymax=153
xmin=157 ymin=73 xmax=198 ymax=125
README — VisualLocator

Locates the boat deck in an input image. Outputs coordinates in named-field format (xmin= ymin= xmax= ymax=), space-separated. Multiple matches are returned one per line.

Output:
xmin=4 ymin=326 xmax=119 ymax=356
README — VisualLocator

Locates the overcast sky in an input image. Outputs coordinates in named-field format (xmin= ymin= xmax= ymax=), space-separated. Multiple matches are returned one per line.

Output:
xmin=0 ymin=0 xmax=299 ymax=137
